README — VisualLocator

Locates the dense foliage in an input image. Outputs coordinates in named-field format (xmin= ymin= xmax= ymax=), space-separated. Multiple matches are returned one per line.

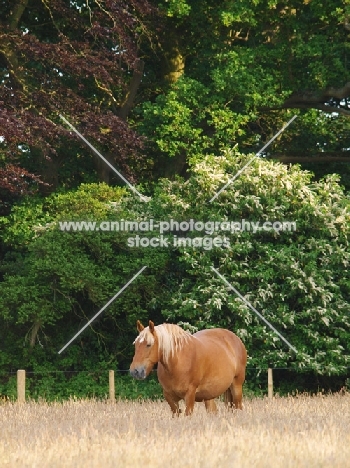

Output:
xmin=149 ymin=153 xmax=350 ymax=374
xmin=137 ymin=2 xmax=350 ymax=191
xmin=0 ymin=0 xmax=156 ymax=206
xmin=0 ymin=0 xmax=350 ymax=398
xmin=0 ymin=155 xmax=349 ymax=398
xmin=1 ymin=0 xmax=350 ymax=200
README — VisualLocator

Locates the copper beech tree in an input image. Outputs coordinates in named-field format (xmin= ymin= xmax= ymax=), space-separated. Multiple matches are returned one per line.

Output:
xmin=0 ymin=0 xmax=155 ymax=209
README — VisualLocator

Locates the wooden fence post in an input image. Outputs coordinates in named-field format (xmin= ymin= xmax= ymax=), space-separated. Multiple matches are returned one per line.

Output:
xmin=109 ymin=370 xmax=115 ymax=402
xmin=17 ymin=369 xmax=26 ymax=403
xmin=268 ymin=368 xmax=273 ymax=399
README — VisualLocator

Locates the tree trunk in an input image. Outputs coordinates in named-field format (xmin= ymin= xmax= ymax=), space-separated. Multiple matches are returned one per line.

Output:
xmin=118 ymin=59 xmax=145 ymax=121
xmin=29 ymin=321 xmax=41 ymax=349
xmin=93 ymin=151 xmax=116 ymax=184
xmin=160 ymin=29 xmax=185 ymax=84
xmin=30 ymin=147 xmax=60 ymax=194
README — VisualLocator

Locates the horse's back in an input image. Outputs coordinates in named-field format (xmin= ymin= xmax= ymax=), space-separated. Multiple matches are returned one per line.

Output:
xmin=194 ymin=328 xmax=246 ymax=359
xmin=193 ymin=328 xmax=247 ymax=376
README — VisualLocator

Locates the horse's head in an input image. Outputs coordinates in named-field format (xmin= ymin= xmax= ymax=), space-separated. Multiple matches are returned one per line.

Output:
xmin=130 ymin=320 xmax=159 ymax=380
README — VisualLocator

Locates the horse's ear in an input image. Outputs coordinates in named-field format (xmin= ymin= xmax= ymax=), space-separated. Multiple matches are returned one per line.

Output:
xmin=137 ymin=320 xmax=144 ymax=333
xmin=149 ymin=320 xmax=155 ymax=334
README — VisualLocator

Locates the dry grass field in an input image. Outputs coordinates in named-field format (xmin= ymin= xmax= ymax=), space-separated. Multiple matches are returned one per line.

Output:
xmin=0 ymin=393 xmax=349 ymax=468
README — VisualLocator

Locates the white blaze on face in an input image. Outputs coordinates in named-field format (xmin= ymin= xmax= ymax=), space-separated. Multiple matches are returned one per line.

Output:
xmin=133 ymin=327 xmax=155 ymax=347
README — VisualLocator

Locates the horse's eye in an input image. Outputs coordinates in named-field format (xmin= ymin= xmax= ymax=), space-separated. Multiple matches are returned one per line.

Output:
xmin=146 ymin=343 xmax=151 ymax=348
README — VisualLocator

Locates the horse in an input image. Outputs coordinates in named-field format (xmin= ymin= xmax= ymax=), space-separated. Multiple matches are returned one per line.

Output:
xmin=130 ymin=320 xmax=247 ymax=416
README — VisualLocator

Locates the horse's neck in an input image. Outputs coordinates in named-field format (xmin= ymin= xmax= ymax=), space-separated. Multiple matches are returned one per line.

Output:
xmin=158 ymin=334 xmax=194 ymax=371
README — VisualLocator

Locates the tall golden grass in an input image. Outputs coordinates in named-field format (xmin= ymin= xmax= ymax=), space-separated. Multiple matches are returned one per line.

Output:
xmin=0 ymin=393 xmax=349 ymax=467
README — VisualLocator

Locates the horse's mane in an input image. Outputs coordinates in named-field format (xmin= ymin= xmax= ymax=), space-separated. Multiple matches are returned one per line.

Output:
xmin=136 ymin=324 xmax=192 ymax=363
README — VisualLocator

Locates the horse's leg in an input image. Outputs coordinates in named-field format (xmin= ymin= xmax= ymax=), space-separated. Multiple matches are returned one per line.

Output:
xmin=204 ymin=399 xmax=217 ymax=413
xmin=224 ymin=388 xmax=234 ymax=409
xmin=184 ymin=387 xmax=197 ymax=416
xmin=224 ymin=381 xmax=243 ymax=411
xmin=230 ymin=381 xmax=243 ymax=410
xmin=163 ymin=390 xmax=181 ymax=416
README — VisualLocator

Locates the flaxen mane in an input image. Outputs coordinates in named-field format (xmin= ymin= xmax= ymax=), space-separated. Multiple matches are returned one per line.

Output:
xmin=135 ymin=324 xmax=192 ymax=363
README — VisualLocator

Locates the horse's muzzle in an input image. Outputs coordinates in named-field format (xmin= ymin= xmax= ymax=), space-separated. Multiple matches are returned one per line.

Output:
xmin=130 ymin=366 xmax=147 ymax=380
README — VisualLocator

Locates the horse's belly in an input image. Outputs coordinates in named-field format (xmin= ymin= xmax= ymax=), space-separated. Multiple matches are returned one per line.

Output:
xmin=194 ymin=377 xmax=232 ymax=401
xmin=195 ymin=390 xmax=218 ymax=401
xmin=158 ymin=368 xmax=229 ymax=401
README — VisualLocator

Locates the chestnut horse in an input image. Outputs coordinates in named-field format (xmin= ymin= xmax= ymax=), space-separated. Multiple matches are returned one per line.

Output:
xmin=130 ymin=320 xmax=247 ymax=415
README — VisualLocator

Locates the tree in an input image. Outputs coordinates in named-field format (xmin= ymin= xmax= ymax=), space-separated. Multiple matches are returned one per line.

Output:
xmin=0 ymin=0 xmax=155 ymax=203
xmin=0 ymin=183 xmax=169 ymax=372
xmin=136 ymin=0 xmax=350 ymax=179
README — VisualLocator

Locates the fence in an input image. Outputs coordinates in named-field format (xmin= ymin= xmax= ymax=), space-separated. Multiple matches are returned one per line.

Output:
xmin=10 ymin=367 xmax=349 ymax=403
xmin=15 ymin=369 xmax=118 ymax=403
xmin=14 ymin=368 xmax=276 ymax=403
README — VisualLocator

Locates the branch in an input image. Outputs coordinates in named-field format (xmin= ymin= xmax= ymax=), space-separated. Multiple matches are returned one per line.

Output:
xmin=271 ymin=152 xmax=350 ymax=163
xmin=0 ymin=0 xmax=30 ymax=92
xmin=0 ymin=40 xmax=28 ymax=93
xmin=8 ymin=0 xmax=29 ymax=30
xmin=260 ymin=83 xmax=350 ymax=117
